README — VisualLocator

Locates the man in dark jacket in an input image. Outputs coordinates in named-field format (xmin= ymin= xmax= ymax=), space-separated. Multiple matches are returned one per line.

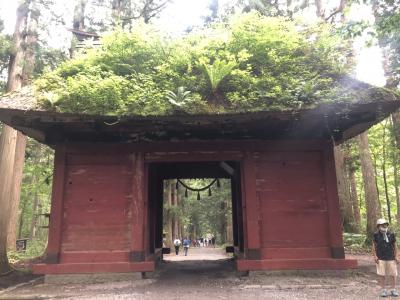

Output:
xmin=373 ymin=218 xmax=399 ymax=297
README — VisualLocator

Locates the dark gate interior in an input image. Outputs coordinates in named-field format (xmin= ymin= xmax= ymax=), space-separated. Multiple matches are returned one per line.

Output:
xmin=147 ymin=161 xmax=244 ymax=257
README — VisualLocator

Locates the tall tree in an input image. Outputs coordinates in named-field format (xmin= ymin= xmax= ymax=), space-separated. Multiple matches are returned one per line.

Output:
xmin=389 ymin=118 xmax=400 ymax=222
xmin=70 ymin=0 xmax=88 ymax=58
xmin=91 ymin=0 xmax=172 ymax=29
xmin=0 ymin=0 xmax=50 ymax=269
xmin=357 ymin=132 xmax=380 ymax=243
xmin=348 ymin=164 xmax=361 ymax=230
xmin=372 ymin=0 xmax=400 ymax=219
xmin=0 ymin=128 xmax=19 ymax=274
xmin=381 ymin=120 xmax=392 ymax=223
xmin=7 ymin=0 xmax=41 ymax=250
xmin=334 ymin=145 xmax=358 ymax=232
xmin=0 ymin=19 xmax=11 ymax=92
xmin=0 ymin=1 xmax=31 ymax=273
xmin=204 ymin=0 xmax=219 ymax=24
xmin=163 ymin=180 xmax=173 ymax=246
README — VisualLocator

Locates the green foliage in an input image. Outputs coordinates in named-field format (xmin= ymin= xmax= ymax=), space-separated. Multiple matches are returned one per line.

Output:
xmin=0 ymin=17 xmax=11 ymax=92
xmin=164 ymin=179 xmax=232 ymax=243
xmin=201 ymin=58 xmax=236 ymax=93
xmin=34 ymin=47 xmax=68 ymax=77
xmin=343 ymin=232 xmax=370 ymax=254
xmin=17 ymin=139 xmax=53 ymax=241
xmin=166 ymin=86 xmax=193 ymax=107
xmin=373 ymin=0 xmax=400 ymax=87
xmin=8 ymin=239 xmax=47 ymax=264
xmin=343 ymin=232 xmax=366 ymax=247
xmin=35 ymin=12 xmax=354 ymax=115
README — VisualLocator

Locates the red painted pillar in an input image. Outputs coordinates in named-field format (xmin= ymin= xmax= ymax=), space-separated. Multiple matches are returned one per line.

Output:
xmin=130 ymin=153 xmax=146 ymax=262
xmin=323 ymin=142 xmax=345 ymax=258
xmin=242 ymin=151 xmax=261 ymax=259
xmin=45 ymin=145 xmax=66 ymax=263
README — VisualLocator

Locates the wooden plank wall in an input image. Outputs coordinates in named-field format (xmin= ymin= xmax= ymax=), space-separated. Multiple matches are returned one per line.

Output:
xmin=254 ymin=150 xmax=331 ymax=259
xmin=59 ymin=154 xmax=133 ymax=263
xmin=52 ymin=140 xmax=340 ymax=266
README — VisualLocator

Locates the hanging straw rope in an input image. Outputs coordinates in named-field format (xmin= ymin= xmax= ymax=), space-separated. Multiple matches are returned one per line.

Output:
xmin=177 ymin=179 xmax=218 ymax=192
xmin=177 ymin=179 xmax=221 ymax=200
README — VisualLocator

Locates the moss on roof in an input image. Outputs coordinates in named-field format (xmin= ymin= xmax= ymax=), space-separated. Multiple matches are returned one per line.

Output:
xmin=1 ymin=13 xmax=399 ymax=117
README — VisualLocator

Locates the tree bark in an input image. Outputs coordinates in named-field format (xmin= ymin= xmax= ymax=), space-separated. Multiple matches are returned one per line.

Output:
xmin=171 ymin=181 xmax=179 ymax=239
xmin=7 ymin=132 xmax=26 ymax=250
xmin=70 ymin=0 xmax=87 ymax=58
xmin=111 ymin=0 xmax=123 ymax=27
xmin=29 ymin=190 xmax=39 ymax=239
xmin=334 ymin=145 xmax=357 ymax=232
xmin=165 ymin=180 xmax=173 ymax=247
xmin=220 ymin=200 xmax=227 ymax=244
xmin=394 ymin=156 xmax=400 ymax=223
xmin=381 ymin=121 xmax=392 ymax=223
xmin=22 ymin=0 xmax=39 ymax=85
xmin=357 ymin=132 xmax=380 ymax=243
xmin=390 ymin=118 xmax=400 ymax=222
xmin=348 ymin=165 xmax=361 ymax=231
xmin=6 ymin=3 xmax=28 ymax=92
xmin=392 ymin=113 xmax=400 ymax=147
xmin=315 ymin=0 xmax=324 ymax=19
xmin=73 ymin=0 xmax=87 ymax=30
xmin=6 ymin=0 xmax=33 ymax=249
xmin=372 ymin=151 xmax=383 ymax=215
xmin=0 ymin=2 xmax=30 ymax=272
xmin=0 ymin=127 xmax=18 ymax=274
xmin=17 ymin=197 xmax=27 ymax=239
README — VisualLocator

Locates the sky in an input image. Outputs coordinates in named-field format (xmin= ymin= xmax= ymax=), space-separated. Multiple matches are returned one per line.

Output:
xmin=0 ymin=0 xmax=386 ymax=87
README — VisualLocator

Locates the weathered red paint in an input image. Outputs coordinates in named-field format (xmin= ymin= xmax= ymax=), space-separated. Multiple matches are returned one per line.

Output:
xmin=34 ymin=261 xmax=155 ymax=274
xmin=130 ymin=153 xmax=146 ymax=262
xmin=33 ymin=139 xmax=357 ymax=274
xmin=242 ymin=150 xmax=261 ymax=259
xmin=236 ymin=258 xmax=357 ymax=271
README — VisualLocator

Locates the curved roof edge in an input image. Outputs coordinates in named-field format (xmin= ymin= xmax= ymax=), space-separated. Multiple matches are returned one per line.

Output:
xmin=0 ymin=78 xmax=399 ymax=145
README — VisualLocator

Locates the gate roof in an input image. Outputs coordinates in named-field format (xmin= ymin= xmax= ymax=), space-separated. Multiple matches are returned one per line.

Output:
xmin=0 ymin=78 xmax=399 ymax=145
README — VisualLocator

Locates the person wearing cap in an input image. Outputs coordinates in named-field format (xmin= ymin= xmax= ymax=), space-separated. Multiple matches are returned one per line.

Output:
xmin=373 ymin=218 xmax=399 ymax=297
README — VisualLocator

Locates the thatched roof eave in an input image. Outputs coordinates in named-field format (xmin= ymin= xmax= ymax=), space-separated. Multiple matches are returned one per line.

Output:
xmin=0 ymin=78 xmax=399 ymax=145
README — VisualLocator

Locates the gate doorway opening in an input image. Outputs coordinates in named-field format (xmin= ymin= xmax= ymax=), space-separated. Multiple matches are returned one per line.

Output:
xmin=147 ymin=161 xmax=244 ymax=264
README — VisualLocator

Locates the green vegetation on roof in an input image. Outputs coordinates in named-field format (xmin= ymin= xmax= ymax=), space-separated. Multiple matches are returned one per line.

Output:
xmin=35 ymin=12 xmax=373 ymax=116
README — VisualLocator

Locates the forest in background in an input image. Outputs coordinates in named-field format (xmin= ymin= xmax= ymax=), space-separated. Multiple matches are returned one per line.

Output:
xmin=162 ymin=179 xmax=233 ymax=247
xmin=0 ymin=0 xmax=399 ymax=273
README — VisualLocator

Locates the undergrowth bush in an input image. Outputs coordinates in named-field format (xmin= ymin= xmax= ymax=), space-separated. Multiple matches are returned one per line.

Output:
xmin=8 ymin=238 xmax=47 ymax=264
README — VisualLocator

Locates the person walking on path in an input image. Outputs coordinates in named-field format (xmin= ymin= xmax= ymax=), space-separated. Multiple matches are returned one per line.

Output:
xmin=373 ymin=218 xmax=399 ymax=297
xmin=173 ymin=237 xmax=181 ymax=255
xmin=183 ymin=237 xmax=190 ymax=256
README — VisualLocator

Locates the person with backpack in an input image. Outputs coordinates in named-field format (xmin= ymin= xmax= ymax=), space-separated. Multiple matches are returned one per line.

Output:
xmin=173 ymin=237 xmax=181 ymax=255
xmin=183 ymin=237 xmax=190 ymax=256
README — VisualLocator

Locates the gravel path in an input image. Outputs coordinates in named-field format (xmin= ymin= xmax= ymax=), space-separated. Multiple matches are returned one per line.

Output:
xmin=0 ymin=249 xmax=390 ymax=300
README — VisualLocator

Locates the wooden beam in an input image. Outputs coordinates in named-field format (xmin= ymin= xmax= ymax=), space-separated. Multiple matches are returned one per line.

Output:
xmin=45 ymin=145 xmax=66 ymax=263
xmin=242 ymin=151 xmax=261 ymax=260
xmin=236 ymin=258 xmax=357 ymax=271
xmin=33 ymin=261 xmax=155 ymax=274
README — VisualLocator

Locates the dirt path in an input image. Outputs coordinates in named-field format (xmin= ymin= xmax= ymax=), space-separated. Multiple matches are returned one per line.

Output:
xmin=163 ymin=246 xmax=232 ymax=261
xmin=0 ymin=249 xmax=389 ymax=300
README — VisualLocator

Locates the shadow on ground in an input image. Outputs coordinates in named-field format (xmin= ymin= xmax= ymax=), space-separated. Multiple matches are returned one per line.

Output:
xmin=0 ymin=253 xmax=386 ymax=300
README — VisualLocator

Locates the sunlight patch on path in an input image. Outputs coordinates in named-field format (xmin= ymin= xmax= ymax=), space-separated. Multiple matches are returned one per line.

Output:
xmin=163 ymin=247 xmax=231 ymax=261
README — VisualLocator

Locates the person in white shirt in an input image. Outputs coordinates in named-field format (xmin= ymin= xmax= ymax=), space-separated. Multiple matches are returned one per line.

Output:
xmin=173 ymin=237 xmax=181 ymax=255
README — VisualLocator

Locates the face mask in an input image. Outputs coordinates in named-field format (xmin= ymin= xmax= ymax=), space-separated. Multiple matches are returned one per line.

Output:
xmin=380 ymin=227 xmax=388 ymax=233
